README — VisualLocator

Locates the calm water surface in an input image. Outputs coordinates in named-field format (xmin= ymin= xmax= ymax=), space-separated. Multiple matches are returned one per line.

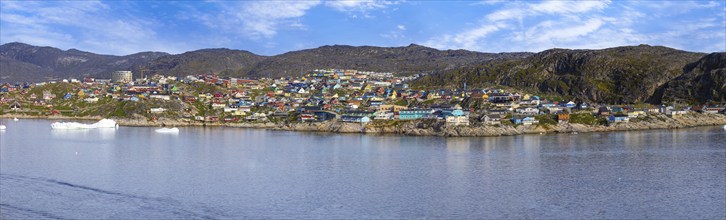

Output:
xmin=1 ymin=119 xmax=724 ymax=219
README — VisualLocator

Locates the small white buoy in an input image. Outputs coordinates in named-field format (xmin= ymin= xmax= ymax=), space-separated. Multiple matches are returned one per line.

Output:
xmin=0 ymin=125 xmax=6 ymax=130
xmin=13 ymin=118 xmax=19 ymax=121
xmin=723 ymin=125 xmax=726 ymax=130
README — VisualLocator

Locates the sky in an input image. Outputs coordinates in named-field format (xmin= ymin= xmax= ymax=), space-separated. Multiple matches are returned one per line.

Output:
xmin=1 ymin=0 xmax=724 ymax=56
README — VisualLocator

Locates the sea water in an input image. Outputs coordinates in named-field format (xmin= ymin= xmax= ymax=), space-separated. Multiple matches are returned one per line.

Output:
xmin=1 ymin=119 xmax=724 ymax=218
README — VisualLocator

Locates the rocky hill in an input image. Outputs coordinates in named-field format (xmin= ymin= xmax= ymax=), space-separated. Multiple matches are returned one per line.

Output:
xmin=650 ymin=52 xmax=726 ymax=104
xmin=243 ymin=44 xmax=531 ymax=77
xmin=2 ymin=42 xmax=723 ymax=104
xmin=0 ymin=43 xmax=528 ymax=81
xmin=412 ymin=45 xmax=711 ymax=104
xmin=0 ymin=42 xmax=168 ymax=82
xmin=133 ymin=48 xmax=266 ymax=78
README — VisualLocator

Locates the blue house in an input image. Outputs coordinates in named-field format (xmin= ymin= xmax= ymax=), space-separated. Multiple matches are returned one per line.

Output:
xmin=522 ymin=116 xmax=539 ymax=125
xmin=608 ymin=114 xmax=629 ymax=124
xmin=440 ymin=109 xmax=465 ymax=119
xmin=399 ymin=109 xmax=435 ymax=120
xmin=540 ymin=102 xmax=557 ymax=108
xmin=63 ymin=93 xmax=73 ymax=100
xmin=511 ymin=117 xmax=523 ymax=124
xmin=561 ymin=101 xmax=576 ymax=108
xmin=511 ymin=116 xmax=539 ymax=125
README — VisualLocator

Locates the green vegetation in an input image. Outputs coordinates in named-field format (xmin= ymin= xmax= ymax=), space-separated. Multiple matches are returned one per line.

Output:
xmin=570 ymin=113 xmax=600 ymax=125
xmin=394 ymin=99 xmax=408 ymax=106
xmin=535 ymin=115 xmax=557 ymax=125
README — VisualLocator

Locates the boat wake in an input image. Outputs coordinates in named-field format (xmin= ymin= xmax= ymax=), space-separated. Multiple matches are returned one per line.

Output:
xmin=0 ymin=173 xmax=227 ymax=219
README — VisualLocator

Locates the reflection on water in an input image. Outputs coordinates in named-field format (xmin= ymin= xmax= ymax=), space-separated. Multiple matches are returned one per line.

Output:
xmin=1 ymin=119 xmax=725 ymax=219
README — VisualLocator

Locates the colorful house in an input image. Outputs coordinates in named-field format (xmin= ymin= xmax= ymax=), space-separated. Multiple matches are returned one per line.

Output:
xmin=398 ymin=109 xmax=434 ymax=120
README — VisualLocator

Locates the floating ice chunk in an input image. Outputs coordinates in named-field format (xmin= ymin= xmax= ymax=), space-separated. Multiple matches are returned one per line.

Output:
xmin=51 ymin=119 xmax=117 ymax=130
xmin=155 ymin=127 xmax=179 ymax=133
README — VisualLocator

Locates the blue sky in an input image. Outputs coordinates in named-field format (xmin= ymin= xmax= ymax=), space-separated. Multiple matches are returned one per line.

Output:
xmin=1 ymin=0 xmax=724 ymax=56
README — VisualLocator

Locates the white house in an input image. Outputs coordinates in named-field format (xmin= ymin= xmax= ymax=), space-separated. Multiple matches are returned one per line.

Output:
xmin=150 ymin=108 xmax=166 ymax=114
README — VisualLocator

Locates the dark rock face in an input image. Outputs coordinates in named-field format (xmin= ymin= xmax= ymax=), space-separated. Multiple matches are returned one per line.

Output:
xmin=134 ymin=48 xmax=266 ymax=78
xmin=414 ymin=45 xmax=711 ymax=104
xmin=651 ymin=52 xmax=726 ymax=104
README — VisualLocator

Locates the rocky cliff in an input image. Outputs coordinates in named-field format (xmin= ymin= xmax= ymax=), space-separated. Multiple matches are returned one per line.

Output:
xmin=651 ymin=52 xmax=726 ymax=104
xmin=413 ymin=45 xmax=708 ymax=104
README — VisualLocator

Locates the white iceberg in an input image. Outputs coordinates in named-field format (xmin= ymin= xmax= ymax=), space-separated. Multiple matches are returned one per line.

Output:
xmin=51 ymin=119 xmax=118 ymax=130
xmin=0 ymin=125 xmax=6 ymax=130
xmin=155 ymin=127 xmax=179 ymax=133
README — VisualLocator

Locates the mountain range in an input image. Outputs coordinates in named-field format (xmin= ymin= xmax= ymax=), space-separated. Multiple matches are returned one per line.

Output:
xmin=1 ymin=42 xmax=724 ymax=104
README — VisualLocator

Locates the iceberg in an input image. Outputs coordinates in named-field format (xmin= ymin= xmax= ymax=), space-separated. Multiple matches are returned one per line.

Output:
xmin=51 ymin=119 xmax=118 ymax=130
xmin=155 ymin=127 xmax=179 ymax=133
xmin=0 ymin=125 xmax=6 ymax=130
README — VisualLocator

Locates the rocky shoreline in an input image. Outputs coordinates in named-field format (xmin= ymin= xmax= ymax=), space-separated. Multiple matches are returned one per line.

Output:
xmin=3 ymin=112 xmax=725 ymax=137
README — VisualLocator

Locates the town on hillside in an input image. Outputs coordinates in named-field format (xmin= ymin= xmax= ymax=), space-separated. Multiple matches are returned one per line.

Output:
xmin=1 ymin=69 xmax=725 ymax=127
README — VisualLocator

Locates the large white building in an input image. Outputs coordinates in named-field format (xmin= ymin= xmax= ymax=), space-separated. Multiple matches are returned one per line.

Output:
xmin=111 ymin=71 xmax=133 ymax=83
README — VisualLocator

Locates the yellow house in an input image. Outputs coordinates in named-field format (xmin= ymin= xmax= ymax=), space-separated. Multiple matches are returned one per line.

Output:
xmin=389 ymin=90 xmax=397 ymax=99
xmin=481 ymin=93 xmax=489 ymax=100
xmin=379 ymin=104 xmax=408 ymax=113
xmin=363 ymin=84 xmax=373 ymax=92
xmin=77 ymin=90 xmax=85 ymax=99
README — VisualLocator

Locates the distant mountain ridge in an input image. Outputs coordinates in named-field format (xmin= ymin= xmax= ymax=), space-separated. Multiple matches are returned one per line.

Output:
xmin=1 ymin=42 xmax=724 ymax=104
xmin=0 ymin=42 xmax=530 ymax=82
xmin=0 ymin=42 xmax=168 ymax=82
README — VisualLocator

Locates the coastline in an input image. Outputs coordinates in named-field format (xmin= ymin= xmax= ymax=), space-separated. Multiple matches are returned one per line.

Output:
xmin=2 ymin=112 xmax=725 ymax=137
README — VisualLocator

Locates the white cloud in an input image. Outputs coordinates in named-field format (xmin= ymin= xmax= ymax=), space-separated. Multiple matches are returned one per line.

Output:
xmin=381 ymin=24 xmax=407 ymax=39
xmin=424 ymin=23 xmax=505 ymax=50
xmin=0 ymin=1 xmax=186 ymax=55
xmin=471 ymin=0 xmax=506 ymax=6
xmin=195 ymin=1 xmax=320 ymax=39
xmin=422 ymin=0 xmax=663 ymax=52
xmin=485 ymin=0 xmax=608 ymax=22
xmin=325 ymin=0 xmax=392 ymax=12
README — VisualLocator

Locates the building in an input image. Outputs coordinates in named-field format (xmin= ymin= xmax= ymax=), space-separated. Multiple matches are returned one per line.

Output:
xmin=111 ymin=71 xmax=133 ymax=83
xmin=341 ymin=116 xmax=371 ymax=123
xmin=608 ymin=114 xmax=630 ymax=124
xmin=378 ymin=104 xmax=408 ymax=113
xmin=557 ymin=113 xmax=570 ymax=122
xmin=399 ymin=109 xmax=434 ymax=120
xmin=481 ymin=114 xmax=502 ymax=125
xmin=446 ymin=115 xmax=469 ymax=126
